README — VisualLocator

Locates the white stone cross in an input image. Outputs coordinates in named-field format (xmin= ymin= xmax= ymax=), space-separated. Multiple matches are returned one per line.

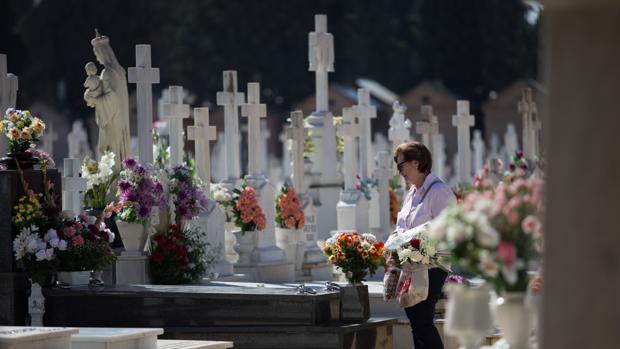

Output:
xmin=518 ymin=88 xmax=537 ymax=159
xmin=241 ymin=82 xmax=267 ymax=177
xmin=504 ymin=123 xmax=519 ymax=160
xmin=187 ymin=107 xmax=217 ymax=193
xmin=62 ymin=158 xmax=87 ymax=215
xmin=353 ymin=88 xmax=377 ymax=179
xmin=128 ymin=44 xmax=160 ymax=165
xmin=41 ymin=121 xmax=59 ymax=158
xmin=279 ymin=131 xmax=292 ymax=180
xmin=216 ymin=71 xmax=245 ymax=181
xmin=162 ymin=86 xmax=190 ymax=167
xmin=434 ymin=133 xmax=447 ymax=180
xmin=309 ymin=14 xmax=334 ymax=113
xmin=0 ymin=54 xmax=18 ymax=113
xmin=286 ymin=110 xmax=308 ymax=194
xmin=341 ymin=107 xmax=361 ymax=191
xmin=388 ymin=101 xmax=412 ymax=150
xmin=373 ymin=151 xmax=393 ymax=238
xmin=416 ymin=105 xmax=439 ymax=149
xmin=472 ymin=129 xmax=485 ymax=174
xmin=452 ymin=100 xmax=475 ymax=184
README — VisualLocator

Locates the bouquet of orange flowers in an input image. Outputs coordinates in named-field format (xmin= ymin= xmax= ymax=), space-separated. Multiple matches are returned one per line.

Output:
xmin=323 ymin=232 xmax=385 ymax=284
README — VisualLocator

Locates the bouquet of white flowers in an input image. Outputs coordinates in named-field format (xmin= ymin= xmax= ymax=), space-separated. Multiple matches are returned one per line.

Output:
xmin=82 ymin=151 xmax=116 ymax=209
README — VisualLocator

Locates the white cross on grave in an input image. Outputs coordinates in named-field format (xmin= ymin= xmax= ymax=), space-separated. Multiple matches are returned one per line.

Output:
xmin=0 ymin=54 xmax=18 ymax=114
xmin=309 ymin=14 xmax=335 ymax=113
xmin=241 ymin=82 xmax=267 ymax=177
xmin=128 ymin=44 xmax=160 ymax=165
xmin=472 ymin=129 xmax=486 ymax=174
xmin=41 ymin=122 xmax=59 ymax=158
xmin=373 ymin=151 xmax=393 ymax=239
xmin=416 ymin=105 xmax=439 ymax=149
xmin=162 ymin=86 xmax=190 ymax=167
xmin=341 ymin=107 xmax=361 ymax=191
xmin=452 ymin=100 xmax=475 ymax=184
xmin=216 ymin=71 xmax=245 ymax=181
xmin=187 ymin=107 xmax=217 ymax=193
xmin=353 ymin=88 xmax=377 ymax=179
xmin=62 ymin=158 xmax=87 ymax=215
xmin=286 ymin=110 xmax=308 ymax=194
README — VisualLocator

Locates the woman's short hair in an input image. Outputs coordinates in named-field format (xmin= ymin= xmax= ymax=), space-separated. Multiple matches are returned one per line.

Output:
xmin=393 ymin=141 xmax=432 ymax=174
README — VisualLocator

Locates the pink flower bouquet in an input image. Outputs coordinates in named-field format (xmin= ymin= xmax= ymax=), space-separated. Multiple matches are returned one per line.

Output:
xmin=275 ymin=185 xmax=305 ymax=229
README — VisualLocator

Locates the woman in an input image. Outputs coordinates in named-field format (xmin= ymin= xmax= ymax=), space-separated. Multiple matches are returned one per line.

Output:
xmin=390 ymin=141 xmax=455 ymax=349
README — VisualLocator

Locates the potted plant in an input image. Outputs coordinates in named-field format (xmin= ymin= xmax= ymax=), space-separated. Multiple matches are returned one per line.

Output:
xmin=274 ymin=185 xmax=305 ymax=267
xmin=227 ymin=184 xmax=266 ymax=264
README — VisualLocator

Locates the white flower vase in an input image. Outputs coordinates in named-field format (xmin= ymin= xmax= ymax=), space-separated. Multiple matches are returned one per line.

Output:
xmin=275 ymin=227 xmax=297 ymax=264
xmin=28 ymin=282 xmax=45 ymax=326
xmin=444 ymin=283 xmax=494 ymax=349
xmin=57 ymin=270 xmax=92 ymax=286
xmin=233 ymin=230 xmax=257 ymax=265
xmin=116 ymin=221 xmax=147 ymax=256
xmin=224 ymin=221 xmax=239 ymax=263
xmin=495 ymin=292 xmax=531 ymax=349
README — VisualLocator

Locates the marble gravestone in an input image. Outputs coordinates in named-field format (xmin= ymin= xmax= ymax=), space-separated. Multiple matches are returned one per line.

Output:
xmin=238 ymin=83 xmax=293 ymax=283
xmin=305 ymin=14 xmax=341 ymax=240
xmin=336 ymin=107 xmax=369 ymax=233
xmin=0 ymin=54 xmax=18 ymax=156
xmin=0 ymin=169 xmax=61 ymax=325
xmin=186 ymin=108 xmax=233 ymax=277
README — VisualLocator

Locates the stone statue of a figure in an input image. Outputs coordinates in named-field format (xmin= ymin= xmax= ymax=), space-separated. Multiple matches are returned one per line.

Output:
xmin=83 ymin=29 xmax=130 ymax=167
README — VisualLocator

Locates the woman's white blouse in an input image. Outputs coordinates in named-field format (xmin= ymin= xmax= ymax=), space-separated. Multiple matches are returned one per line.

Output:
xmin=396 ymin=173 xmax=456 ymax=232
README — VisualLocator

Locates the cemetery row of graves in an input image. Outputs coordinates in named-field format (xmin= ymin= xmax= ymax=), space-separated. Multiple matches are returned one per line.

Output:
xmin=0 ymin=14 xmax=544 ymax=349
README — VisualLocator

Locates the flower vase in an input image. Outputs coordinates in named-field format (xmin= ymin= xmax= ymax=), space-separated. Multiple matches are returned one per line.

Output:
xmin=444 ymin=283 xmax=494 ymax=349
xmin=28 ymin=281 xmax=45 ymax=326
xmin=233 ymin=230 xmax=257 ymax=265
xmin=56 ymin=270 xmax=92 ymax=286
xmin=275 ymin=227 xmax=297 ymax=264
xmin=116 ymin=221 xmax=147 ymax=256
xmin=495 ymin=292 xmax=531 ymax=349
xmin=339 ymin=283 xmax=370 ymax=323
xmin=0 ymin=151 xmax=39 ymax=170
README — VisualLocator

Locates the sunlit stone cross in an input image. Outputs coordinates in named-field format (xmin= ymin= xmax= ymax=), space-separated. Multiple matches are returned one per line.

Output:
xmin=353 ymin=88 xmax=377 ymax=179
xmin=241 ymin=82 xmax=267 ymax=178
xmin=452 ymin=101 xmax=475 ymax=184
xmin=128 ymin=44 xmax=159 ymax=165
xmin=187 ymin=108 xmax=216 ymax=193
xmin=286 ymin=110 xmax=308 ymax=194
xmin=341 ymin=107 xmax=361 ymax=191
xmin=162 ymin=86 xmax=190 ymax=167
xmin=62 ymin=158 xmax=87 ymax=215
xmin=216 ymin=71 xmax=245 ymax=182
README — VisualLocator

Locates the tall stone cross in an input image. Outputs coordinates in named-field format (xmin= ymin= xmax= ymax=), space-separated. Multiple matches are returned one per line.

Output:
xmin=0 ymin=54 xmax=18 ymax=114
xmin=504 ymin=123 xmax=519 ymax=160
xmin=216 ymin=71 xmax=245 ymax=181
xmin=187 ymin=108 xmax=216 ymax=193
xmin=241 ymin=82 xmax=267 ymax=177
xmin=286 ymin=111 xmax=307 ymax=194
xmin=416 ymin=105 xmax=440 ymax=167
xmin=353 ymin=88 xmax=377 ymax=179
xmin=309 ymin=14 xmax=334 ymax=113
xmin=373 ymin=151 xmax=393 ymax=239
xmin=452 ymin=100 xmax=475 ymax=184
xmin=518 ymin=88 xmax=537 ymax=159
xmin=128 ymin=44 xmax=159 ymax=165
xmin=472 ymin=129 xmax=485 ymax=174
xmin=62 ymin=158 xmax=87 ymax=215
xmin=162 ymin=86 xmax=190 ymax=167
xmin=341 ymin=107 xmax=361 ymax=191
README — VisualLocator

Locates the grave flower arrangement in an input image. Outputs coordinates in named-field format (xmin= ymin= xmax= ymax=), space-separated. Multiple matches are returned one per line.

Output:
xmin=82 ymin=151 xmax=117 ymax=210
xmin=275 ymin=185 xmax=305 ymax=229
xmin=1 ymin=108 xmax=45 ymax=153
xmin=150 ymin=224 xmax=214 ymax=284
xmin=167 ymin=165 xmax=210 ymax=225
xmin=428 ymin=176 xmax=544 ymax=293
xmin=323 ymin=232 xmax=385 ymax=284
xmin=230 ymin=184 xmax=266 ymax=233
xmin=114 ymin=157 xmax=165 ymax=224
xmin=211 ymin=183 xmax=235 ymax=222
